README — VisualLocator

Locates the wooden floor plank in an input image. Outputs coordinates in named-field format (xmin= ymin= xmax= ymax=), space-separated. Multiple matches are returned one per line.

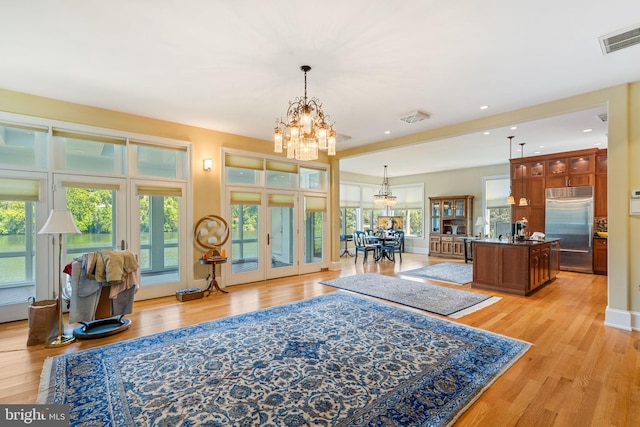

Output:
xmin=0 ymin=254 xmax=638 ymax=426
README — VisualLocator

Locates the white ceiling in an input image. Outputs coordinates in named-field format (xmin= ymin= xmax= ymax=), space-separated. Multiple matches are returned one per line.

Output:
xmin=1 ymin=1 xmax=637 ymax=177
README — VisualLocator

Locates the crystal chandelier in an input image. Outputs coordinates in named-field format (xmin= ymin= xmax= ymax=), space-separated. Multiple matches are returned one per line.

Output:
xmin=273 ymin=65 xmax=337 ymax=161
xmin=374 ymin=165 xmax=397 ymax=206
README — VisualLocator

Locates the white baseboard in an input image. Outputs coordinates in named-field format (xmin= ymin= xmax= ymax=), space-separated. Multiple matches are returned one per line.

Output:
xmin=604 ymin=306 xmax=633 ymax=331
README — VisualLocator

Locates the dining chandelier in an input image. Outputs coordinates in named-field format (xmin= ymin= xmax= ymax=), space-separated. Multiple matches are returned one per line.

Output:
xmin=273 ymin=65 xmax=337 ymax=161
xmin=374 ymin=165 xmax=397 ymax=206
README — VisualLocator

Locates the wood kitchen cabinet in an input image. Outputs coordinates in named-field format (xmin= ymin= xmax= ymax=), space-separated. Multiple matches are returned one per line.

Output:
xmin=593 ymin=238 xmax=608 ymax=275
xmin=595 ymin=149 xmax=607 ymax=218
xmin=545 ymin=152 xmax=595 ymax=188
xmin=472 ymin=239 xmax=558 ymax=296
xmin=510 ymin=148 xmax=606 ymax=236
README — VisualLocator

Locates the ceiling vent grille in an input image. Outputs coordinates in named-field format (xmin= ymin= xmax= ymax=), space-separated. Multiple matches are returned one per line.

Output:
xmin=399 ymin=110 xmax=430 ymax=124
xmin=599 ymin=25 xmax=640 ymax=54
xmin=336 ymin=134 xmax=351 ymax=143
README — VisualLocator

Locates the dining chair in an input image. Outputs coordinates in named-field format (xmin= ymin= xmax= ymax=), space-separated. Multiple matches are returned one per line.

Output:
xmin=382 ymin=230 xmax=403 ymax=263
xmin=353 ymin=231 xmax=379 ymax=263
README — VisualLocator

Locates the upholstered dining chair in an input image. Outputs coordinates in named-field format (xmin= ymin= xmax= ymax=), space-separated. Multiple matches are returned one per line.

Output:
xmin=353 ymin=231 xmax=379 ymax=263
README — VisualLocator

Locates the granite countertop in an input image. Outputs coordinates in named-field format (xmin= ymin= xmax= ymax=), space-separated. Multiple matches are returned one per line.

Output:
xmin=473 ymin=237 xmax=561 ymax=246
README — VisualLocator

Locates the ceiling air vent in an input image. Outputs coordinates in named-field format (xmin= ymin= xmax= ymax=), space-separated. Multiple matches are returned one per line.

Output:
xmin=399 ymin=110 xmax=430 ymax=124
xmin=599 ymin=24 xmax=640 ymax=54
xmin=336 ymin=134 xmax=351 ymax=143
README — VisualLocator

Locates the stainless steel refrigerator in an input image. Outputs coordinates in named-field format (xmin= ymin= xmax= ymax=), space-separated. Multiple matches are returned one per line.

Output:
xmin=545 ymin=186 xmax=594 ymax=273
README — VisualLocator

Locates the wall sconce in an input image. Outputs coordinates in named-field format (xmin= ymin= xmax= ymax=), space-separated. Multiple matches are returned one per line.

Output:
xmin=203 ymin=158 xmax=212 ymax=172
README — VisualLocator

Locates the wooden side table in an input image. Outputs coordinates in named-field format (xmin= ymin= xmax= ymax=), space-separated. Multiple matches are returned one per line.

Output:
xmin=199 ymin=257 xmax=228 ymax=295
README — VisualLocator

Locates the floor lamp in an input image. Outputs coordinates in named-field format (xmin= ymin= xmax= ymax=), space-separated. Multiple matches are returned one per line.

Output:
xmin=38 ymin=209 xmax=81 ymax=347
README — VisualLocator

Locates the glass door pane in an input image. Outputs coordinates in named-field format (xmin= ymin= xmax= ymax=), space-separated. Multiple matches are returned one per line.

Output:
xmin=301 ymin=195 xmax=326 ymax=272
xmin=130 ymin=180 xmax=188 ymax=300
xmin=0 ymin=201 xmax=36 ymax=321
xmin=55 ymin=175 xmax=127 ymax=264
xmin=267 ymin=203 xmax=296 ymax=279
xmin=64 ymin=186 xmax=120 ymax=260
xmin=138 ymin=195 xmax=180 ymax=286
xmin=226 ymin=189 xmax=263 ymax=286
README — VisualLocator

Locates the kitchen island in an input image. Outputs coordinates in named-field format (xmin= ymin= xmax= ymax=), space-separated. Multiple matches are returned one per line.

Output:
xmin=472 ymin=238 xmax=560 ymax=296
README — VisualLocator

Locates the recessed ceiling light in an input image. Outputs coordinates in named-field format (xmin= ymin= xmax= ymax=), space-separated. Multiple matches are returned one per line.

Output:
xmin=510 ymin=126 xmax=518 ymax=130
xmin=384 ymin=130 xmax=391 ymax=134
xmin=480 ymin=105 xmax=489 ymax=110
xmin=594 ymin=142 xmax=602 ymax=146
xmin=534 ymin=151 xmax=541 ymax=154
xmin=539 ymin=145 xmax=545 ymax=148
xmin=483 ymin=131 xmax=490 ymax=135
xmin=583 ymin=128 xmax=593 ymax=133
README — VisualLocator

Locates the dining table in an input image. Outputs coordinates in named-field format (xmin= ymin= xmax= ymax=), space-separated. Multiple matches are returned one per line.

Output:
xmin=365 ymin=235 xmax=395 ymax=261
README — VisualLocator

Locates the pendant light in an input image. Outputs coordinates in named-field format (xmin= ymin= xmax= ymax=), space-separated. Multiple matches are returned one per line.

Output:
xmin=506 ymin=136 xmax=515 ymax=205
xmin=373 ymin=165 xmax=397 ymax=206
xmin=518 ymin=142 xmax=528 ymax=206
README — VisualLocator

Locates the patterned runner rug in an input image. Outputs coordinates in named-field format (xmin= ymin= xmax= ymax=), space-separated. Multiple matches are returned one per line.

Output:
xmin=403 ymin=262 xmax=473 ymax=285
xmin=321 ymin=273 xmax=495 ymax=317
xmin=38 ymin=293 xmax=529 ymax=427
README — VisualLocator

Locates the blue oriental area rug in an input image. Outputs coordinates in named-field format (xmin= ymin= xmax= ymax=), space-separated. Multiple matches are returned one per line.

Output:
xmin=38 ymin=293 xmax=530 ymax=426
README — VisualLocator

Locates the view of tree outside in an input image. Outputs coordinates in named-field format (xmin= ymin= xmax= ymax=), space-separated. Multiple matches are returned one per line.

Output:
xmin=487 ymin=207 xmax=512 ymax=238
xmin=339 ymin=208 xmax=358 ymax=235
xmin=0 ymin=201 xmax=34 ymax=283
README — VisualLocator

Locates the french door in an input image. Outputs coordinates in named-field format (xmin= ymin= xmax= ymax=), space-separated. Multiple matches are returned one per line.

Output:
xmin=266 ymin=191 xmax=297 ymax=279
xmin=55 ymin=175 xmax=189 ymax=300
xmin=129 ymin=180 xmax=188 ymax=299
xmin=225 ymin=188 xmax=326 ymax=285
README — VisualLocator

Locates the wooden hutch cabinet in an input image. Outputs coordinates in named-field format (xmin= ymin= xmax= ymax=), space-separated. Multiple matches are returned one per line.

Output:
xmin=428 ymin=195 xmax=473 ymax=259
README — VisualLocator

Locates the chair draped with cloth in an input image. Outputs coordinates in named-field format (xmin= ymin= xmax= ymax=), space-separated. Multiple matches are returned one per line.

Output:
xmin=353 ymin=231 xmax=380 ymax=263
xmin=382 ymin=230 xmax=403 ymax=263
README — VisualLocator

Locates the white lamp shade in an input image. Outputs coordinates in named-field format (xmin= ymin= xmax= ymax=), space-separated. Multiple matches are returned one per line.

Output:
xmin=38 ymin=210 xmax=81 ymax=235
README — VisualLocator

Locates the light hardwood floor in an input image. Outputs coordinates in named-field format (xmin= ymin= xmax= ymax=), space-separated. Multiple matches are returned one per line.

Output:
xmin=1 ymin=253 xmax=638 ymax=426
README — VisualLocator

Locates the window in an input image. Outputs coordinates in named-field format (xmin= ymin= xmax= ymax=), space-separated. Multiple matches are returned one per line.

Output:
xmin=0 ymin=121 xmax=48 ymax=169
xmin=483 ymin=176 xmax=512 ymax=238
xmin=132 ymin=140 xmax=188 ymax=179
xmin=52 ymin=129 xmax=126 ymax=174
xmin=340 ymin=181 xmax=424 ymax=237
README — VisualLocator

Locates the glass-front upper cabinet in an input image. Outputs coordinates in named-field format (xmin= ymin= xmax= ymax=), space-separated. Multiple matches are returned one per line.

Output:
xmin=431 ymin=200 xmax=441 ymax=233
xmin=454 ymin=199 xmax=465 ymax=217
xmin=597 ymin=154 xmax=607 ymax=173
xmin=529 ymin=161 xmax=544 ymax=178
xmin=547 ymin=158 xmax=568 ymax=176
xmin=442 ymin=200 xmax=453 ymax=217
xmin=569 ymin=155 xmax=594 ymax=174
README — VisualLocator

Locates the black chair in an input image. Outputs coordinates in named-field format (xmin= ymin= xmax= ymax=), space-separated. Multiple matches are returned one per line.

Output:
xmin=353 ymin=231 xmax=379 ymax=263
xmin=382 ymin=230 xmax=403 ymax=263
xmin=463 ymin=238 xmax=473 ymax=263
